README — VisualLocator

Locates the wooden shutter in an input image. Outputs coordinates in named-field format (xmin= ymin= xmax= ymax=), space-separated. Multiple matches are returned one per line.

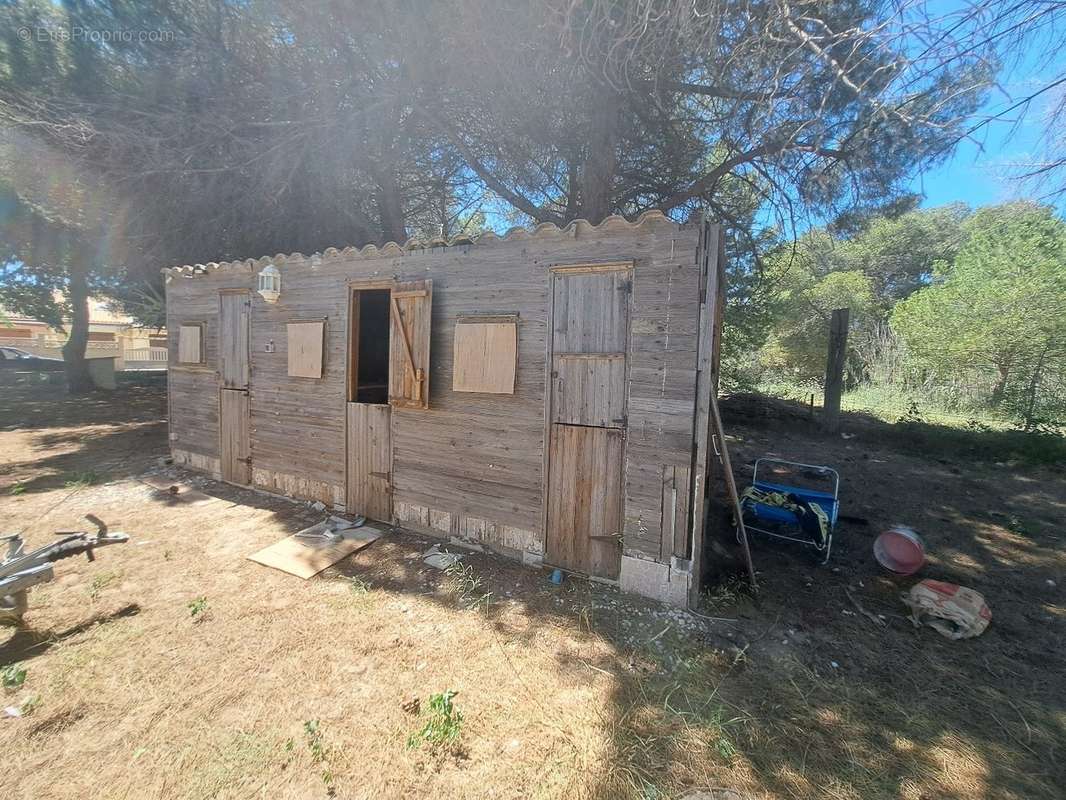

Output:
xmin=178 ymin=324 xmax=203 ymax=364
xmin=388 ymin=280 xmax=432 ymax=408
xmin=452 ymin=316 xmax=517 ymax=394
xmin=287 ymin=320 xmax=326 ymax=378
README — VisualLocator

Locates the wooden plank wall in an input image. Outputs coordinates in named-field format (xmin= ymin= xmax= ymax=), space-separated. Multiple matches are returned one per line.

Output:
xmin=166 ymin=215 xmax=702 ymax=563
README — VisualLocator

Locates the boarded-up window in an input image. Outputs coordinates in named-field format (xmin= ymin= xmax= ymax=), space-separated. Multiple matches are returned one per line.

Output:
xmin=287 ymin=320 xmax=326 ymax=378
xmin=178 ymin=324 xmax=204 ymax=364
xmin=0 ymin=327 xmax=33 ymax=339
xmin=453 ymin=316 xmax=517 ymax=394
xmin=389 ymin=280 xmax=432 ymax=408
xmin=87 ymin=331 xmax=116 ymax=342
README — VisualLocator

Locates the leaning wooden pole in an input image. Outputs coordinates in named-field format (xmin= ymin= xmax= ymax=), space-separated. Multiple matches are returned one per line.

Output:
xmin=822 ymin=308 xmax=849 ymax=434
xmin=710 ymin=394 xmax=757 ymax=591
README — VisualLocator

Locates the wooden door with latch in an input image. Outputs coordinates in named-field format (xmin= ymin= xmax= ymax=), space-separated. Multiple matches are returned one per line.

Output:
xmin=545 ymin=265 xmax=631 ymax=579
xmin=219 ymin=388 xmax=251 ymax=484
xmin=344 ymin=282 xmax=428 ymax=521
xmin=545 ymin=423 xmax=624 ymax=577
xmin=346 ymin=402 xmax=392 ymax=521
xmin=218 ymin=290 xmax=251 ymax=485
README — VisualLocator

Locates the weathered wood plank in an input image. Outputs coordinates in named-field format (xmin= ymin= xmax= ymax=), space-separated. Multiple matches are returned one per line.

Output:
xmin=545 ymin=424 xmax=623 ymax=578
xmin=346 ymin=402 xmax=392 ymax=521
xmin=389 ymin=279 xmax=432 ymax=408
xmin=551 ymin=354 xmax=626 ymax=427
xmin=219 ymin=388 xmax=250 ymax=484
xmin=218 ymin=291 xmax=250 ymax=390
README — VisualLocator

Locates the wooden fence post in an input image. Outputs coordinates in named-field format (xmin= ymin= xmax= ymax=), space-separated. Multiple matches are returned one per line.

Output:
xmin=823 ymin=308 xmax=849 ymax=434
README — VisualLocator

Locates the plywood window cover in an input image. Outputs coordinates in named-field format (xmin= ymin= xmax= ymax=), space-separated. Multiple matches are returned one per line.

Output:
xmin=287 ymin=318 xmax=327 ymax=379
xmin=178 ymin=322 xmax=205 ymax=365
xmin=453 ymin=314 xmax=518 ymax=394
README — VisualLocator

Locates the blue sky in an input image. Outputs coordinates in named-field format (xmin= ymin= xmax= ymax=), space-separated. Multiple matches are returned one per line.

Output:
xmin=912 ymin=13 xmax=1066 ymax=213
xmin=913 ymin=89 xmax=1060 ymax=211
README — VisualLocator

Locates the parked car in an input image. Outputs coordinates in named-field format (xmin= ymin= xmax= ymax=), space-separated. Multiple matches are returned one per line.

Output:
xmin=0 ymin=346 xmax=65 ymax=371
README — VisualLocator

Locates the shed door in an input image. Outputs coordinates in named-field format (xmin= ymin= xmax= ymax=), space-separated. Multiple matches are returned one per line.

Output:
xmin=545 ymin=267 xmax=631 ymax=579
xmin=219 ymin=291 xmax=250 ymax=389
xmin=546 ymin=424 xmax=624 ymax=577
xmin=550 ymin=270 xmax=630 ymax=427
xmin=219 ymin=388 xmax=250 ymax=484
xmin=346 ymin=402 xmax=392 ymax=521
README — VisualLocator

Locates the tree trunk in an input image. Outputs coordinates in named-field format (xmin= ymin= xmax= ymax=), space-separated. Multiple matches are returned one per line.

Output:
xmin=990 ymin=363 xmax=1010 ymax=406
xmin=1022 ymin=345 xmax=1049 ymax=431
xmin=822 ymin=308 xmax=849 ymax=434
xmin=578 ymin=89 xmax=619 ymax=224
xmin=374 ymin=167 xmax=407 ymax=245
xmin=61 ymin=264 xmax=94 ymax=395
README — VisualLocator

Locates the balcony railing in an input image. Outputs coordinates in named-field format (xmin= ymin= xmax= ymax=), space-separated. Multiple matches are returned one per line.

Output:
xmin=124 ymin=347 xmax=169 ymax=363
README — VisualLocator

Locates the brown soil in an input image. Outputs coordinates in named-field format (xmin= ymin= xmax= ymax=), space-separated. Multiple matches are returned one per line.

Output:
xmin=0 ymin=378 xmax=1062 ymax=799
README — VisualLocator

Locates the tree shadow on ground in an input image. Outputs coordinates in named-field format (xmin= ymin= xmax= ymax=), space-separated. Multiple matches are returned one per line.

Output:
xmin=0 ymin=373 xmax=166 ymax=433
xmin=0 ymin=604 xmax=141 ymax=665
xmin=0 ymin=420 xmax=167 ymax=495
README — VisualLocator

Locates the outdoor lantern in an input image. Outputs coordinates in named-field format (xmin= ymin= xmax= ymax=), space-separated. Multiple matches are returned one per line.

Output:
xmin=257 ymin=264 xmax=281 ymax=303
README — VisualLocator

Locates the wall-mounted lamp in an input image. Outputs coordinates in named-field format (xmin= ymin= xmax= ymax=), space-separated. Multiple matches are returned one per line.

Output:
xmin=257 ymin=264 xmax=281 ymax=303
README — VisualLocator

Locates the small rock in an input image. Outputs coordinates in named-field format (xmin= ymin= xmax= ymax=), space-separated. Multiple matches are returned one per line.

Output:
xmin=1046 ymin=579 xmax=1056 ymax=588
xmin=310 ymin=501 xmax=327 ymax=512
xmin=830 ymin=661 xmax=840 ymax=669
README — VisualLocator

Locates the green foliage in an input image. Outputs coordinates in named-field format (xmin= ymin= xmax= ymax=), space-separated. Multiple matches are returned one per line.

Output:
xmin=832 ymin=203 xmax=970 ymax=306
xmin=748 ymin=202 xmax=1065 ymax=431
xmin=303 ymin=720 xmax=327 ymax=762
xmin=444 ymin=561 xmax=493 ymax=610
xmin=303 ymin=719 xmax=336 ymax=792
xmin=187 ymin=596 xmax=209 ymax=619
xmin=406 ymin=690 xmax=463 ymax=750
xmin=348 ymin=577 xmax=372 ymax=596
xmin=892 ymin=203 xmax=1066 ymax=427
xmin=757 ymin=232 xmax=875 ymax=383
xmin=64 ymin=470 xmax=99 ymax=488
xmin=9 ymin=483 xmax=25 ymax=496
xmin=87 ymin=571 xmax=118 ymax=602
xmin=1 ymin=662 xmax=27 ymax=690
xmin=19 ymin=694 xmax=40 ymax=715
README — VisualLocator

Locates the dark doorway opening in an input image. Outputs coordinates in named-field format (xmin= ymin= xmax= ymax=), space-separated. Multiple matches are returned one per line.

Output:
xmin=348 ymin=289 xmax=391 ymax=404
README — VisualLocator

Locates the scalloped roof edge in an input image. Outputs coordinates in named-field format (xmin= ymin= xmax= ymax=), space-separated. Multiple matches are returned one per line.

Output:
xmin=163 ymin=209 xmax=679 ymax=277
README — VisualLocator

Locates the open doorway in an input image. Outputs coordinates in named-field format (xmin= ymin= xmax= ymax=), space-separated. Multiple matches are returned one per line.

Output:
xmin=348 ymin=289 xmax=391 ymax=404
xmin=346 ymin=286 xmax=393 ymax=522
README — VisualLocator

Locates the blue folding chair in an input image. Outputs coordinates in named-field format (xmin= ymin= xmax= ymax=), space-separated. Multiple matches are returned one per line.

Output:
xmin=740 ymin=458 xmax=840 ymax=564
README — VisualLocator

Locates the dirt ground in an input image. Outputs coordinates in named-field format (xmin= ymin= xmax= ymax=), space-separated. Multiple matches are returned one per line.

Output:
xmin=1 ymin=377 xmax=1063 ymax=800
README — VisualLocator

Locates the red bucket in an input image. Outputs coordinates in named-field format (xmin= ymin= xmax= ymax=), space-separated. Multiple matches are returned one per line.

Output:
xmin=874 ymin=527 xmax=926 ymax=575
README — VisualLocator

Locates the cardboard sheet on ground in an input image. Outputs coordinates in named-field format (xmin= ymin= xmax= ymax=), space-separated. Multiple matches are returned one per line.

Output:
xmin=248 ymin=521 xmax=383 ymax=579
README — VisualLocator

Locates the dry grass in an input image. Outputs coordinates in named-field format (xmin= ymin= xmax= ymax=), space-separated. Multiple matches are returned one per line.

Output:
xmin=1 ymin=380 xmax=1063 ymax=799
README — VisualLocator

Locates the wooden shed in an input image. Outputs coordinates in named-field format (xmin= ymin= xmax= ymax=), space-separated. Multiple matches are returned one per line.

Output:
xmin=163 ymin=211 xmax=725 ymax=607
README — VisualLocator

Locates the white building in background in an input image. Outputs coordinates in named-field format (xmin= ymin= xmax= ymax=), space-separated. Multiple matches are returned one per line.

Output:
xmin=0 ymin=297 xmax=168 ymax=370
